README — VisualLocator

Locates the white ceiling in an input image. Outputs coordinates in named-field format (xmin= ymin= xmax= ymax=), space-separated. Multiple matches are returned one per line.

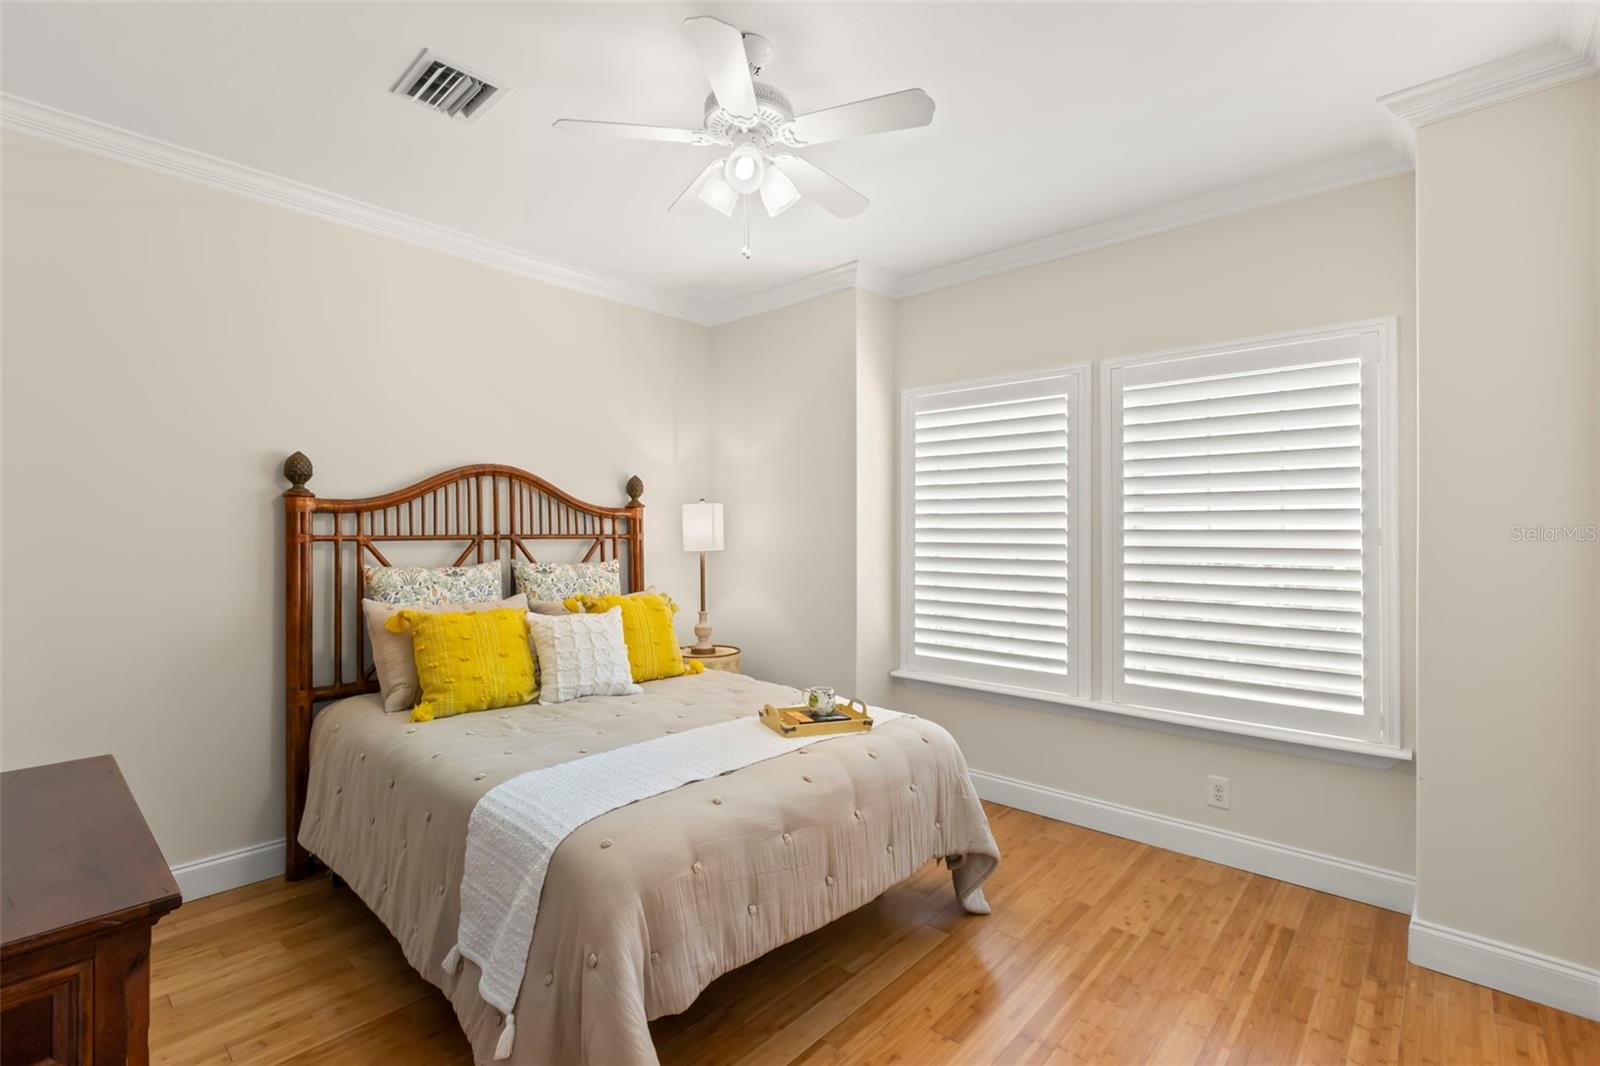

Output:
xmin=0 ymin=2 xmax=1581 ymax=314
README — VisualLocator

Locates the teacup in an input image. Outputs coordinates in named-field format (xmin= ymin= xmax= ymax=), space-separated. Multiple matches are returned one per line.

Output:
xmin=804 ymin=686 xmax=836 ymax=717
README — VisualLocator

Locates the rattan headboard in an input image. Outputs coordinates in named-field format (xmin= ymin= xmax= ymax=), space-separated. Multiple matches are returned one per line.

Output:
xmin=279 ymin=451 xmax=645 ymax=878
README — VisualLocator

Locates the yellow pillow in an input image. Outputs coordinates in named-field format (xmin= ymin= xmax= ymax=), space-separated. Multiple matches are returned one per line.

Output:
xmin=385 ymin=608 xmax=538 ymax=723
xmin=561 ymin=592 xmax=705 ymax=682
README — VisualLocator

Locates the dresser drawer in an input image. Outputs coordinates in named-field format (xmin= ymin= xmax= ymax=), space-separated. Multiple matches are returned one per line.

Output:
xmin=1 ymin=955 xmax=91 ymax=1066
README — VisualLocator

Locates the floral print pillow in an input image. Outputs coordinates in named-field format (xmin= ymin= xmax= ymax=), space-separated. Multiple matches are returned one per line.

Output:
xmin=512 ymin=559 xmax=621 ymax=605
xmin=363 ymin=561 xmax=502 ymax=606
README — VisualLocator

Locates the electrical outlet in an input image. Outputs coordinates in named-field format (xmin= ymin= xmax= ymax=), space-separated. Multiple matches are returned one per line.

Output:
xmin=1207 ymin=775 xmax=1231 ymax=810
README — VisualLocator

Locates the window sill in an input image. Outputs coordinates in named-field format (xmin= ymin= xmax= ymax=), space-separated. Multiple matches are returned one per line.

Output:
xmin=888 ymin=668 xmax=1413 ymax=764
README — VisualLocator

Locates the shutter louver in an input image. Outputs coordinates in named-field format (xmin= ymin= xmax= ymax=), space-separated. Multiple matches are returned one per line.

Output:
xmin=905 ymin=372 xmax=1086 ymax=694
xmin=1107 ymin=327 xmax=1392 ymax=744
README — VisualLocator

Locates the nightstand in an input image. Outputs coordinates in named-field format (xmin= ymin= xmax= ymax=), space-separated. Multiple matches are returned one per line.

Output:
xmin=682 ymin=644 xmax=741 ymax=673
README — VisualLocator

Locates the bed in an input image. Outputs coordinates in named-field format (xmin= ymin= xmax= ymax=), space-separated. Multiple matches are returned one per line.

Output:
xmin=281 ymin=454 xmax=1000 ymax=1064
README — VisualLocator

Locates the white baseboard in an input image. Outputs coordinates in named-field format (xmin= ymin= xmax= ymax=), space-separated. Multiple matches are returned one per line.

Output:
xmin=171 ymin=838 xmax=284 ymax=901
xmin=1409 ymin=918 xmax=1600 ymax=1020
xmin=969 ymin=768 xmax=1416 ymax=913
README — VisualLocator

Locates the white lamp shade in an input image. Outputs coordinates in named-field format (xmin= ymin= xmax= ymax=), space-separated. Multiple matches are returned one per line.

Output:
xmin=682 ymin=501 xmax=725 ymax=552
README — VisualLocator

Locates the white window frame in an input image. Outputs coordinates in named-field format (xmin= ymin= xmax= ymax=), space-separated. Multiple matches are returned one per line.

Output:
xmin=895 ymin=364 xmax=1093 ymax=701
xmin=1099 ymin=319 xmax=1401 ymax=753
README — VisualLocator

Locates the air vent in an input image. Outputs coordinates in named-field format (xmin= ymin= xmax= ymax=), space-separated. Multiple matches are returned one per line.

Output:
xmin=391 ymin=49 xmax=506 ymax=123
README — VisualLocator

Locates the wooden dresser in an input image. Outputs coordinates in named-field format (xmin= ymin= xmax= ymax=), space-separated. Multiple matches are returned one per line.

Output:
xmin=1 ymin=756 xmax=182 ymax=1066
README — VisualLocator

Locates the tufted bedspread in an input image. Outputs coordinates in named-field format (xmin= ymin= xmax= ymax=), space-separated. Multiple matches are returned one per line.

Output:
xmin=298 ymin=670 xmax=1001 ymax=1065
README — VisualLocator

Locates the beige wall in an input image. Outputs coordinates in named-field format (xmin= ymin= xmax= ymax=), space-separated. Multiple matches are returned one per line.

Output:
xmin=705 ymin=287 xmax=901 ymax=703
xmin=0 ymin=133 xmax=713 ymax=868
xmin=706 ymin=290 xmax=858 ymax=689
xmin=1414 ymin=76 xmax=1599 ymax=965
xmin=853 ymin=291 xmax=898 ymax=707
xmin=888 ymin=175 xmax=1421 ymax=873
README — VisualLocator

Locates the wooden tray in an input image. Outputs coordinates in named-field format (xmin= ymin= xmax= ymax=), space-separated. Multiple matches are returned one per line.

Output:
xmin=760 ymin=697 xmax=873 ymax=737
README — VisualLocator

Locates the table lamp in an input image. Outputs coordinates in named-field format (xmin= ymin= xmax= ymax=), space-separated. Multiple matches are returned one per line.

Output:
xmin=681 ymin=500 xmax=725 ymax=653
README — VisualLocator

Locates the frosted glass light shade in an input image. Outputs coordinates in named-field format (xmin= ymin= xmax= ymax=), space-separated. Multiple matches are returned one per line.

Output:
xmin=759 ymin=166 xmax=800 ymax=217
xmin=697 ymin=170 xmax=738 ymax=218
xmin=725 ymin=144 xmax=766 ymax=194
xmin=682 ymin=501 xmax=725 ymax=552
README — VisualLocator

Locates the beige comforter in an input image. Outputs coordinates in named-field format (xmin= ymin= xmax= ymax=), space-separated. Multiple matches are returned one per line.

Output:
xmin=298 ymin=670 xmax=1000 ymax=1065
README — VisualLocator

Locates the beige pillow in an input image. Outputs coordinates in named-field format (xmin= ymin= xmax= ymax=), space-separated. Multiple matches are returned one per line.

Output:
xmin=364 ymin=596 xmax=527 ymax=713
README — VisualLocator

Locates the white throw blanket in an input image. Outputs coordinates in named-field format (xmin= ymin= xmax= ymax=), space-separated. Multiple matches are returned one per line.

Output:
xmin=444 ymin=707 xmax=903 ymax=1059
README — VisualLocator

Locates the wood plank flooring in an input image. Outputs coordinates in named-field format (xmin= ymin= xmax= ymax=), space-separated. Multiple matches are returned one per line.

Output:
xmin=150 ymin=802 xmax=1600 ymax=1065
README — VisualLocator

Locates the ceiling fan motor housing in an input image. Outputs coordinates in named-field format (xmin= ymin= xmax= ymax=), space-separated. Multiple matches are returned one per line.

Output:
xmin=703 ymin=81 xmax=794 ymax=145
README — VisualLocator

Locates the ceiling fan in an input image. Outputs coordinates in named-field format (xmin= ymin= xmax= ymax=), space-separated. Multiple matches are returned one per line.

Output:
xmin=554 ymin=16 xmax=934 ymax=257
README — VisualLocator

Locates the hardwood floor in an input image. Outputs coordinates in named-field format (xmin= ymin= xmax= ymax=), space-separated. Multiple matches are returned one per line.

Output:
xmin=150 ymin=802 xmax=1600 ymax=1065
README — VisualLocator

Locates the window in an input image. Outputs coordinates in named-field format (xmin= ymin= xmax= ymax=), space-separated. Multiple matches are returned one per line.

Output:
xmin=899 ymin=368 xmax=1090 ymax=699
xmin=1103 ymin=322 xmax=1398 ymax=747
xmin=894 ymin=320 xmax=1401 ymax=756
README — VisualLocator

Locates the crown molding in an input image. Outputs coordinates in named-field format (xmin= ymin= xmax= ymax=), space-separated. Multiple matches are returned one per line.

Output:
xmin=1563 ymin=1 xmax=1600 ymax=65
xmin=1380 ymin=24 xmax=1599 ymax=129
xmin=0 ymin=94 xmax=707 ymax=324
xmin=890 ymin=148 xmax=1412 ymax=300
xmin=697 ymin=262 xmax=885 ymax=326
xmin=852 ymin=263 xmax=899 ymax=300
xmin=709 ymin=144 xmax=1411 ymax=314
xmin=0 ymin=93 xmax=1417 ymax=331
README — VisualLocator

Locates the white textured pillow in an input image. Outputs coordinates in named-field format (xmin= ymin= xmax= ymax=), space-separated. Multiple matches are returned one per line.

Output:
xmin=526 ymin=607 xmax=641 ymax=705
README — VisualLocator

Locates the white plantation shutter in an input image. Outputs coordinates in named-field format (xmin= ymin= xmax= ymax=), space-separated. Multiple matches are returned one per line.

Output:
xmin=902 ymin=369 xmax=1089 ymax=697
xmin=1104 ymin=324 xmax=1397 ymax=744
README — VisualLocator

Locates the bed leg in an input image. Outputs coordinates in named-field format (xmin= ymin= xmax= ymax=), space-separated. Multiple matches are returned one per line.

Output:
xmin=285 ymin=838 xmax=314 ymax=881
xmin=329 ymin=870 xmax=346 ymax=890
xmin=947 ymin=853 xmax=995 ymax=915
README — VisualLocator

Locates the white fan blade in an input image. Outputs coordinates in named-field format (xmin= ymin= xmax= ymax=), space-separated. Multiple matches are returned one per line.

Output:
xmin=772 ymin=156 xmax=869 ymax=218
xmin=784 ymin=89 xmax=935 ymax=146
xmin=669 ymin=161 xmax=727 ymax=215
xmin=683 ymin=16 xmax=759 ymax=121
xmin=554 ymin=119 xmax=707 ymax=144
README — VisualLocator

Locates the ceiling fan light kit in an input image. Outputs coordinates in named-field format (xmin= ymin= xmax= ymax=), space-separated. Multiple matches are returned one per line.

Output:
xmin=555 ymin=15 xmax=935 ymax=258
xmin=692 ymin=163 xmax=739 ymax=217
xmin=723 ymin=143 xmax=766 ymax=195
xmin=758 ymin=166 xmax=801 ymax=217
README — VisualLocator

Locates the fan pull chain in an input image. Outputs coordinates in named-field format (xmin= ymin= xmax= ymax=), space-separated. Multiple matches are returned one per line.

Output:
xmin=740 ymin=194 xmax=752 ymax=260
